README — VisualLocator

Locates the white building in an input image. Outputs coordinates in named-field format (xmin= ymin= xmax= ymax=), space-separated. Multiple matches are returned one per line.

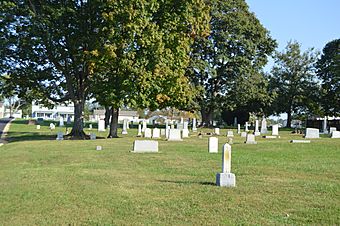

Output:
xmin=91 ymin=109 xmax=139 ymax=122
xmin=31 ymin=103 xmax=74 ymax=120
xmin=0 ymin=102 xmax=4 ymax=118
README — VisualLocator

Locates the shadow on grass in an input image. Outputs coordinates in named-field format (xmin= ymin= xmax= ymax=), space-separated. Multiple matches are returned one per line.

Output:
xmin=6 ymin=131 xmax=55 ymax=143
xmin=158 ymin=180 xmax=215 ymax=186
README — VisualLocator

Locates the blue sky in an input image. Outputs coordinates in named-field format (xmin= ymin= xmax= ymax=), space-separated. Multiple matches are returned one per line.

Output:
xmin=246 ymin=0 xmax=340 ymax=70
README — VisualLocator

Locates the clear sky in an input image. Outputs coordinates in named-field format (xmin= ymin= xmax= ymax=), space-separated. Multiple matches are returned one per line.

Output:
xmin=246 ymin=0 xmax=340 ymax=53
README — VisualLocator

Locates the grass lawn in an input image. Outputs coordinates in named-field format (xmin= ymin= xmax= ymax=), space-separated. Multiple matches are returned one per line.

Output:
xmin=0 ymin=120 xmax=339 ymax=225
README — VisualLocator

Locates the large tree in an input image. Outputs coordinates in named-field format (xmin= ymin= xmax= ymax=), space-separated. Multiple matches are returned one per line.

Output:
xmin=316 ymin=39 xmax=340 ymax=116
xmin=269 ymin=41 xmax=319 ymax=127
xmin=1 ymin=0 xmax=209 ymax=138
xmin=187 ymin=0 xmax=276 ymax=126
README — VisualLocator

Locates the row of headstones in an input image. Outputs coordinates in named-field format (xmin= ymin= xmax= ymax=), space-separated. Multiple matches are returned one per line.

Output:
xmin=139 ymin=127 xmax=187 ymax=141
xmin=132 ymin=140 xmax=235 ymax=187
xmin=305 ymin=127 xmax=340 ymax=138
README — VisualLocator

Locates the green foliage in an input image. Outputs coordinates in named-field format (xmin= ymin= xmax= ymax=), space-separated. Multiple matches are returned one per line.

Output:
xmin=316 ymin=39 xmax=340 ymax=116
xmin=269 ymin=41 xmax=320 ymax=126
xmin=187 ymin=0 xmax=276 ymax=125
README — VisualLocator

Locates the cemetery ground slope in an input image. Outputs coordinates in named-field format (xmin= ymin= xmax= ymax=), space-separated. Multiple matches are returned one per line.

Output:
xmin=0 ymin=120 xmax=339 ymax=225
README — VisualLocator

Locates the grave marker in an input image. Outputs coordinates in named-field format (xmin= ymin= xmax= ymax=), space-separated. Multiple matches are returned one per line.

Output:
xmin=331 ymin=131 xmax=340 ymax=138
xmin=152 ymin=128 xmax=160 ymax=139
xmin=182 ymin=129 xmax=189 ymax=138
xmin=137 ymin=124 xmax=142 ymax=137
xmin=214 ymin=128 xmax=220 ymax=135
xmin=192 ymin=118 xmax=197 ymax=132
xmin=56 ymin=132 xmax=64 ymax=140
xmin=59 ymin=117 xmax=64 ymax=127
xmin=227 ymin=131 xmax=234 ymax=137
xmin=260 ymin=118 xmax=268 ymax=134
xmin=216 ymin=144 xmax=236 ymax=187
xmin=237 ymin=124 xmax=241 ymax=134
xmin=304 ymin=128 xmax=319 ymax=138
xmin=133 ymin=140 xmax=158 ymax=152
xmin=98 ymin=119 xmax=105 ymax=132
xmin=144 ymin=128 xmax=152 ymax=138
xmin=209 ymin=137 xmax=218 ymax=153
xmin=245 ymin=134 xmax=257 ymax=144
xmin=167 ymin=129 xmax=182 ymax=141
xmin=272 ymin=124 xmax=279 ymax=136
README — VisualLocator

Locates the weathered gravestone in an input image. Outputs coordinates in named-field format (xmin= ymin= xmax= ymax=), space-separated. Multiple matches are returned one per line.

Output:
xmin=240 ymin=132 xmax=247 ymax=138
xmin=142 ymin=120 xmax=147 ymax=132
xmin=245 ymin=122 xmax=249 ymax=132
xmin=227 ymin=131 xmax=234 ymax=137
xmin=304 ymin=128 xmax=319 ymax=138
xmin=96 ymin=146 xmax=102 ymax=151
xmin=322 ymin=117 xmax=328 ymax=134
xmin=263 ymin=135 xmax=277 ymax=139
xmin=245 ymin=134 xmax=257 ymax=144
xmin=122 ymin=120 xmax=128 ymax=135
xmin=331 ymin=131 xmax=340 ymax=138
xmin=272 ymin=124 xmax=279 ymax=136
xmin=56 ymin=132 xmax=64 ymax=140
xmin=290 ymin=140 xmax=311 ymax=143
xmin=152 ymin=128 xmax=160 ymax=139
xmin=260 ymin=118 xmax=268 ymax=134
xmin=167 ymin=129 xmax=182 ymax=141
xmin=144 ymin=128 xmax=152 ymax=138
xmin=216 ymin=144 xmax=236 ymax=187
xmin=209 ymin=137 xmax=218 ymax=153
xmin=59 ymin=117 xmax=64 ymax=127
xmin=176 ymin=123 xmax=184 ymax=130
xmin=182 ymin=129 xmax=189 ymax=138
xmin=214 ymin=128 xmax=220 ymax=135
xmin=254 ymin=120 xmax=260 ymax=136
xmin=98 ymin=119 xmax=105 ymax=132
xmin=137 ymin=124 xmax=142 ymax=137
xmin=237 ymin=124 xmax=241 ymax=134
xmin=133 ymin=140 xmax=158 ymax=153
xmin=192 ymin=118 xmax=197 ymax=132
xmin=329 ymin=127 xmax=337 ymax=134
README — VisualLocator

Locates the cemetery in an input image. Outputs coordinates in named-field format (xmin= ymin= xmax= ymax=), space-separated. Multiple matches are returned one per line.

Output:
xmin=0 ymin=119 xmax=339 ymax=225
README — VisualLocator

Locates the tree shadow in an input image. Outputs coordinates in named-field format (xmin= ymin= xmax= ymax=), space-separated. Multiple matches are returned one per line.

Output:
xmin=5 ymin=131 xmax=56 ymax=143
xmin=157 ymin=180 xmax=215 ymax=186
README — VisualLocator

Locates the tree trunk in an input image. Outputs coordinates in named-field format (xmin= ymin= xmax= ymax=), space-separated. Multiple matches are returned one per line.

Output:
xmin=68 ymin=100 xmax=87 ymax=139
xmin=201 ymin=108 xmax=213 ymax=127
xmin=286 ymin=111 xmax=292 ymax=128
xmin=105 ymin=106 xmax=111 ymax=128
xmin=108 ymin=107 xmax=119 ymax=138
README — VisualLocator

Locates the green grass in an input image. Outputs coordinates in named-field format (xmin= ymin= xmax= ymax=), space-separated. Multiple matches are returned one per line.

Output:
xmin=0 ymin=120 xmax=339 ymax=225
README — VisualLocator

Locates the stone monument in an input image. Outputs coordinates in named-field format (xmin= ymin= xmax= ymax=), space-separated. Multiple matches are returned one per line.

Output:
xmin=216 ymin=144 xmax=236 ymax=187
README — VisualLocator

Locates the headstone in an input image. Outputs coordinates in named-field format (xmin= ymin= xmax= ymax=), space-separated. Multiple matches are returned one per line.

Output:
xmin=152 ymin=128 xmax=160 ymax=139
xmin=89 ymin=124 xmax=92 ymax=130
xmin=290 ymin=140 xmax=311 ymax=143
xmin=214 ymin=128 xmax=220 ymax=135
xmin=165 ymin=121 xmax=169 ymax=130
xmin=59 ymin=117 xmax=64 ymax=127
xmin=98 ymin=119 xmax=105 ymax=132
xmin=96 ymin=146 xmax=102 ymax=151
xmin=67 ymin=116 xmax=71 ymax=125
xmin=133 ymin=140 xmax=158 ymax=152
xmin=49 ymin=123 xmax=55 ymax=130
xmin=241 ymin=132 xmax=247 ymax=137
xmin=263 ymin=135 xmax=277 ymax=139
xmin=56 ymin=132 xmax=64 ymax=140
xmin=227 ymin=131 xmax=234 ymax=137
xmin=245 ymin=134 xmax=257 ymax=144
xmin=122 ymin=120 xmax=128 ymax=135
xmin=245 ymin=122 xmax=249 ymax=132
xmin=192 ymin=118 xmax=197 ymax=132
xmin=36 ymin=125 xmax=41 ymax=130
xmin=234 ymin=117 xmax=237 ymax=127
xmin=144 ymin=128 xmax=152 ymax=138
xmin=182 ymin=129 xmax=189 ymax=138
xmin=183 ymin=121 xmax=189 ymax=130
xmin=90 ymin=133 xmax=96 ymax=140
xmin=142 ymin=120 xmax=147 ymax=132
xmin=176 ymin=123 xmax=184 ymax=130
xmin=272 ymin=124 xmax=279 ymax=136
xmin=237 ymin=124 xmax=241 ymax=134
xmin=260 ymin=118 xmax=268 ymax=134
xmin=323 ymin=117 xmax=328 ymax=134
xmin=160 ymin=129 xmax=166 ymax=136
xmin=329 ymin=127 xmax=337 ymax=134
xmin=126 ymin=120 xmax=130 ymax=129
xmin=331 ymin=131 xmax=340 ymax=138
xmin=216 ymin=144 xmax=236 ymax=187
xmin=228 ymin=138 xmax=233 ymax=145
xmin=167 ymin=129 xmax=182 ymax=141
xmin=209 ymin=137 xmax=218 ymax=153
xmin=165 ymin=128 xmax=170 ymax=139
xmin=137 ymin=124 xmax=142 ymax=137
xmin=180 ymin=117 xmax=184 ymax=124
xmin=170 ymin=124 xmax=175 ymax=129
xmin=254 ymin=120 xmax=260 ymax=136
xmin=304 ymin=128 xmax=320 ymax=138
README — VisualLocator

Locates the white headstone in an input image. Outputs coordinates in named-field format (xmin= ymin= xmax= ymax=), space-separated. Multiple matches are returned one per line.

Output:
xmin=216 ymin=144 xmax=236 ymax=187
xmin=255 ymin=120 xmax=259 ymax=132
xmin=177 ymin=123 xmax=184 ymax=130
xmin=133 ymin=140 xmax=158 ymax=153
xmin=214 ymin=128 xmax=220 ymax=135
xmin=245 ymin=122 xmax=249 ymax=132
xmin=263 ymin=135 xmax=277 ymax=139
xmin=323 ymin=117 xmax=328 ymax=134
xmin=237 ymin=124 xmax=241 ymax=134
xmin=227 ymin=131 xmax=234 ymax=137
xmin=49 ymin=123 xmax=55 ymax=130
xmin=89 ymin=124 xmax=92 ymax=130
xmin=167 ymin=129 xmax=182 ymax=141
xmin=90 ymin=133 xmax=96 ymax=140
xmin=144 ymin=128 xmax=152 ymax=138
xmin=331 ymin=131 xmax=340 ymax=138
xmin=182 ymin=129 xmax=189 ymax=138
xmin=170 ymin=124 xmax=175 ymax=129
xmin=180 ymin=117 xmax=184 ymax=124
xmin=98 ymin=119 xmax=105 ymax=132
xmin=329 ymin=127 xmax=337 ymax=134
xmin=142 ymin=120 xmax=147 ymax=132
xmin=241 ymin=132 xmax=247 ymax=137
xmin=160 ymin=129 xmax=166 ymax=136
xmin=192 ymin=118 xmax=197 ymax=132
xmin=209 ymin=137 xmax=218 ymax=153
xmin=152 ymin=128 xmax=160 ymax=139
xmin=165 ymin=128 xmax=170 ymax=139
xmin=304 ymin=128 xmax=320 ymax=138
xmin=56 ymin=132 xmax=64 ymax=140
xmin=183 ymin=121 xmax=189 ymax=130
xmin=290 ymin=140 xmax=311 ymax=143
xmin=36 ymin=125 xmax=41 ymax=130
xmin=59 ymin=117 xmax=64 ymax=127
xmin=260 ymin=118 xmax=268 ymax=134
xmin=96 ymin=146 xmax=102 ymax=151
xmin=126 ymin=120 xmax=130 ymax=129
xmin=272 ymin=124 xmax=279 ymax=136
xmin=245 ymin=134 xmax=257 ymax=144
xmin=122 ymin=120 xmax=128 ymax=135
xmin=137 ymin=124 xmax=142 ymax=137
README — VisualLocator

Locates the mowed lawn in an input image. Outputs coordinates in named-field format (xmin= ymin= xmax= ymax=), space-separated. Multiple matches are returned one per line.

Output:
xmin=0 ymin=120 xmax=339 ymax=225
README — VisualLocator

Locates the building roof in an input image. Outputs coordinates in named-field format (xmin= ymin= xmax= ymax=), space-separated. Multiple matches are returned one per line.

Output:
xmin=93 ymin=109 xmax=139 ymax=117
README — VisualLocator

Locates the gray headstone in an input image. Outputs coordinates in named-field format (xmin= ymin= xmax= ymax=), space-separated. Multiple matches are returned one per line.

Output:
xmin=304 ymin=128 xmax=320 ymax=138
xmin=227 ymin=131 xmax=234 ymax=137
xmin=260 ymin=118 xmax=268 ymax=134
xmin=241 ymin=132 xmax=247 ymax=137
xmin=89 ymin=124 xmax=92 ymax=130
xmin=133 ymin=140 xmax=158 ymax=152
xmin=329 ymin=127 xmax=337 ymax=134
xmin=56 ymin=132 xmax=64 ymax=140
xmin=216 ymin=144 xmax=236 ymax=187
xmin=323 ymin=117 xmax=328 ymax=134
xmin=142 ymin=120 xmax=147 ymax=132
xmin=263 ymin=135 xmax=277 ymax=139
xmin=245 ymin=134 xmax=257 ymax=144
xmin=160 ymin=129 xmax=166 ymax=136
xmin=255 ymin=120 xmax=259 ymax=133
xmin=183 ymin=121 xmax=189 ymax=130
xmin=209 ymin=137 xmax=218 ymax=153
xmin=245 ymin=122 xmax=249 ymax=132
xmin=90 ymin=133 xmax=96 ymax=140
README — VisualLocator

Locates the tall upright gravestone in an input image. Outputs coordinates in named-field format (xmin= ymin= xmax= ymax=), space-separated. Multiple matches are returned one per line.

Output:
xmin=260 ymin=118 xmax=268 ymax=134
xmin=216 ymin=144 xmax=236 ymax=187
